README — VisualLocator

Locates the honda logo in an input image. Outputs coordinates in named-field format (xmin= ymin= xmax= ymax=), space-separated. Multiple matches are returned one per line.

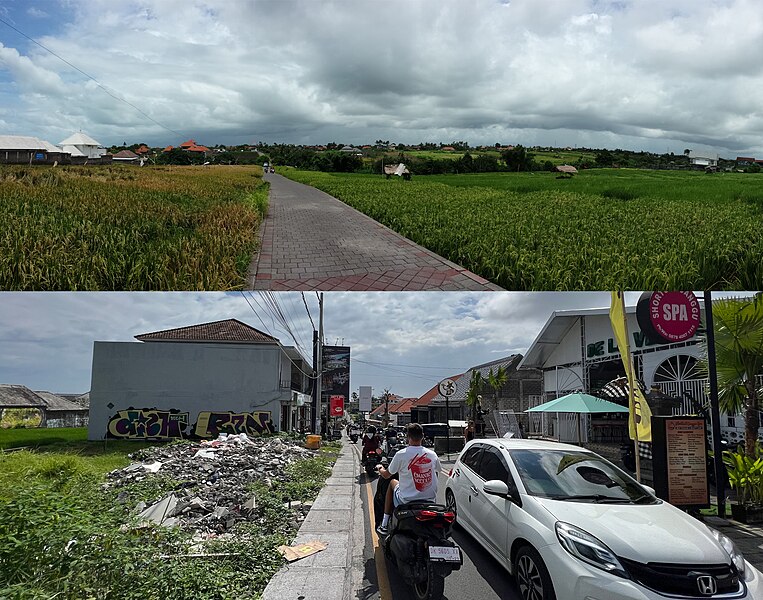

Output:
xmin=696 ymin=575 xmax=718 ymax=596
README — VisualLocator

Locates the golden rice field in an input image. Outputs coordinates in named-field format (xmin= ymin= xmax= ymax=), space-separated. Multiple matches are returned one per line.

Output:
xmin=0 ymin=165 xmax=267 ymax=290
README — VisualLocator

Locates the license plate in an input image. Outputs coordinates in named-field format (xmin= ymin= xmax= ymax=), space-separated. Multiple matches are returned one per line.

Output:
xmin=428 ymin=546 xmax=461 ymax=563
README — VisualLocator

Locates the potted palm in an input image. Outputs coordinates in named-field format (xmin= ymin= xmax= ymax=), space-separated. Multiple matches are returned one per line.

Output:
xmin=723 ymin=444 xmax=763 ymax=524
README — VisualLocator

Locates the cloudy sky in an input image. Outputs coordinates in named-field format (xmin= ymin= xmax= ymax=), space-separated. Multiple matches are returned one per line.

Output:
xmin=0 ymin=291 xmax=645 ymax=397
xmin=2 ymin=0 xmax=762 ymax=156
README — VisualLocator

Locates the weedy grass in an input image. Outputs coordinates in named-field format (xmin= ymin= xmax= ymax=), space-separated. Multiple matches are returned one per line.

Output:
xmin=0 ymin=164 xmax=268 ymax=290
xmin=0 ymin=437 xmax=339 ymax=600
xmin=282 ymin=168 xmax=763 ymax=290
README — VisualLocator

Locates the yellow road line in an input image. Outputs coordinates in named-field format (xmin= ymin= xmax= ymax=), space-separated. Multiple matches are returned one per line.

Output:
xmin=361 ymin=451 xmax=393 ymax=600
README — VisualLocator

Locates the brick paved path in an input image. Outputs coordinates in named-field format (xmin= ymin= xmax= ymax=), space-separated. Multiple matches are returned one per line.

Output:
xmin=246 ymin=173 xmax=503 ymax=291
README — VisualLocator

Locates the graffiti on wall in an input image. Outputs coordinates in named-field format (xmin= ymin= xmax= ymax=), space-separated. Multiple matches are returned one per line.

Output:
xmin=107 ymin=408 xmax=190 ymax=439
xmin=193 ymin=411 xmax=274 ymax=438
xmin=106 ymin=407 xmax=274 ymax=439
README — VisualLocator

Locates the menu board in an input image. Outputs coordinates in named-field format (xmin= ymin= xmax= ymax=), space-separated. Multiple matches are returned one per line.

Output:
xmin=665 ymin=419 xmax=708 ymax=505
xmin=652 ymin=416 xmax=710 ymax=508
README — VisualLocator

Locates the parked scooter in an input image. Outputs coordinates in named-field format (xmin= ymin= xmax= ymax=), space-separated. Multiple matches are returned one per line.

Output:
xmin=374 ymin=459 xmax=462 ymax=600
xmin=349 ymin=431 xmax=359 ymax=443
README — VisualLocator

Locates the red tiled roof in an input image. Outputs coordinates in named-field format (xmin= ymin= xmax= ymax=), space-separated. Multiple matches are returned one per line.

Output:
xmin=136 ymin=145 xmax=150 ymax=154
xmin=163 ymin=145 xmax=174 ymax=152
xmin=390 ymin=397 xmax=417 ymax=414
xmin=179 ymin=139 xmax=196 ymax=148
xmin=187 ymin=145 xmax=210 ymax=153
xmin=135 ymin=319 xmax=279 ymax=344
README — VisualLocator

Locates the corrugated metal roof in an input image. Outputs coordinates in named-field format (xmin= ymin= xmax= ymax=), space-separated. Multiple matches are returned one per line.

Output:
xmin=0 ymin=384 xmax=46 ymax=408
xmin=34 ymin=391 xmax=89 ymax=412
xmin=0 ymin=135 xmax=46 ymax=150
xmin=135 ymin=318 xmax=279 ymax=344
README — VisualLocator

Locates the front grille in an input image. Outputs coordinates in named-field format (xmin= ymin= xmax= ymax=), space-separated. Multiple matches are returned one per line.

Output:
xmin=619 ymin=558 xmax=743 ymax=597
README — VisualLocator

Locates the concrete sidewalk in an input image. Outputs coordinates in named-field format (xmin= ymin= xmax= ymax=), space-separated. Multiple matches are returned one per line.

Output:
xmin=247 ymin=173 xmax=502 ymax=291
xmin=261 ymin=438 xmax=367 ymax=600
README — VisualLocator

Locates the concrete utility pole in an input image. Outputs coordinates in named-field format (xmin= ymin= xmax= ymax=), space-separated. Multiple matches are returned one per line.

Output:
xmin=383 ymin=389 xmax=390 ymax=427
xmin=314 ymin=293 xmax=324 ymax=435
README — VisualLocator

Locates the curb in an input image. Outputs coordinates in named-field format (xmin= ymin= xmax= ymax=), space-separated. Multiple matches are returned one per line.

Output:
xmin=261 ymin=438 xmax=363 ymax=600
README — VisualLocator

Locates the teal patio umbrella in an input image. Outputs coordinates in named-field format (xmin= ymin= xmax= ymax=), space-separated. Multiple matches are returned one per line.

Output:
xmin=526 ymin=392 xmax=629 ymax=443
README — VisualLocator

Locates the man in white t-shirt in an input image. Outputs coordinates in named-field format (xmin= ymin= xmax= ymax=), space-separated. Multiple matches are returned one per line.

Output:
xmin=376 ymin=422 xmax=441 ymax=536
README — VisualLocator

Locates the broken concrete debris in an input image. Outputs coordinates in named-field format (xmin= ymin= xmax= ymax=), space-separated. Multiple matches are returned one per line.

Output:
xmin=104 ymin=434 xmax=318 ymax=536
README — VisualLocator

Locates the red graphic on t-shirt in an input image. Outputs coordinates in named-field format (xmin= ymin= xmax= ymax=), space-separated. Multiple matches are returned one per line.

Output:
xmin=408 ymin=453 xmax=433 ymax=491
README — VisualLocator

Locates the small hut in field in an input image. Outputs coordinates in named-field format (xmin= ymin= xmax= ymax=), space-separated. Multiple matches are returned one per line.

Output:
xmin=555 ymin=165 xmax=578 ymax=175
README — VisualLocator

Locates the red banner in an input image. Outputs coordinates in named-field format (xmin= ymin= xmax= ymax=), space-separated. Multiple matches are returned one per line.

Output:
xmin=330 ymin=395 xmax=345 ymax=417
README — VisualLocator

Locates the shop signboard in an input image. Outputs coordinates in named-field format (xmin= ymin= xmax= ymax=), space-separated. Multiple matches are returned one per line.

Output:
xmin=636 ymin=291 xmax=701 ymax=344
xmin=330 ymin=395 xmax=344 ymax=417
xmin=322 ymin=345 xmax=350 ymax=415
xmin=359 ymin=386 xmax=372 ymax=412
xmin=651 ymin=416 xmax=709 ymax=508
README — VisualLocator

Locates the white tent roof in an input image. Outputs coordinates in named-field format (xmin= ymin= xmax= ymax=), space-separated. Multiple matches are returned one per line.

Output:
xmin=0 ymin=135 xmax=46 ymax=150
xmin=59 ymin=132 xmax=101 ymax=146
xmin=62 ymin=144 xmax=85 ymax=157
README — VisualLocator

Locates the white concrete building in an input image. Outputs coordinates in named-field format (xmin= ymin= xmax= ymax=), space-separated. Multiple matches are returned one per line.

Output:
xmin=88 ymin=319 xmax=311 ymax=440
xmin=518 ymin=303 xmax=758 ymax=445
xmin=59 ymin=132 xmax=107 ymax=159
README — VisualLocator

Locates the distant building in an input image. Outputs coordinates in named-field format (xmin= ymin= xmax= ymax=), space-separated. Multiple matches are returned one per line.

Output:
xmin=0 ymin=135 xmax=69 ymax=164
xmin=59 ymin=132 xmax=107 ymax=159
xmin=111 ymin=149 xmax=140 ymax=163
xmin=0 ymin=384 xmax=88 ymax=428
xmin=688 ymin=150 xmax=719 ymax=169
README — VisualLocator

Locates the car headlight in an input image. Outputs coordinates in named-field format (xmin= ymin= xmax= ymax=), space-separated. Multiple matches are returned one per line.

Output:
xmin=709 ymin=528 xmax=747 ymax=579
xmin=556 ymin=522 xmax=628 ymax=578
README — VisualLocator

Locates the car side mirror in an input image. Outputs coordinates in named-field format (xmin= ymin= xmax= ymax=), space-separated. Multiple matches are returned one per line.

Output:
xmin=483 ymin=479 xmax=522 ymax=506
xmin=641 ymin=484 xmax=656 ymax=496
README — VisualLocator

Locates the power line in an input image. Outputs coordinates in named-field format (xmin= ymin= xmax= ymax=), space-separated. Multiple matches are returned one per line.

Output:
xmin=0 ymin=16 xmax=184 ymax=138
xmin=239 ymin=291 xmax=316 ymax=380
xmin=301 ymin=292 xmax=316 ymax=331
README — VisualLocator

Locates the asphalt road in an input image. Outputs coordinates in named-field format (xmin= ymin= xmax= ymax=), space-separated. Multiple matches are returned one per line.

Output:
xmin=361 ymin=464 xmax=523 ymax=600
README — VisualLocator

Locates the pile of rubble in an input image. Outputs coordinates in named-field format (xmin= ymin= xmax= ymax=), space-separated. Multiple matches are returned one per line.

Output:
xmin=104 ymin=434 xmax=318 ymax=535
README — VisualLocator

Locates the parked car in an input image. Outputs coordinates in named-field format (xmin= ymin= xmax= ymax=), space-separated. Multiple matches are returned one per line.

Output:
xmin=445 ymin=438 xmax=762 ymax=600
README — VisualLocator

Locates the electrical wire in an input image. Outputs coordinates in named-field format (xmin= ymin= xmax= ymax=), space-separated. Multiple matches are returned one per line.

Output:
xmin=0 ymin=16 xmax=184 ymax=137
xmin=239 ymin=291 xmax=317 ymax=380
xmin=302 ymin=292 xmax=316 ymax=331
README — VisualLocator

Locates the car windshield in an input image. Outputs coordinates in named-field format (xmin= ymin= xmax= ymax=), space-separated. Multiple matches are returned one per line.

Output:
xmin=509 ymin=449 xmax=657 ymax=504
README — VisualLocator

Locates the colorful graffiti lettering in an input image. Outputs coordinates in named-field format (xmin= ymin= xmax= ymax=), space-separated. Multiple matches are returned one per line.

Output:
xmin=193 ymin=411 xmax=274 ymax=438
xmin=107 ymin=408 xmax=190 ymax=439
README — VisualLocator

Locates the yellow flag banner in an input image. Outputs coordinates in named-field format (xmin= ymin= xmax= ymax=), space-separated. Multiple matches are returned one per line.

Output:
xmin=609 ymin=292 xmax=653 ymax=442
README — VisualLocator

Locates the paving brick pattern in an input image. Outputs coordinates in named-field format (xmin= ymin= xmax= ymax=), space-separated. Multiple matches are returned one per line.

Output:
xmin=247 ymin=173 xmax=503 ymax=291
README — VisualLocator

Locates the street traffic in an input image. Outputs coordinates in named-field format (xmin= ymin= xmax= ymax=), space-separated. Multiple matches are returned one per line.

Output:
xmin=356 ymin=431 xmax=763 ymax=600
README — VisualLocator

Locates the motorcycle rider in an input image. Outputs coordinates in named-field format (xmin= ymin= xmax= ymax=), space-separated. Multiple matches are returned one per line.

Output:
xmin=375 ymin=422 xmax=441 ymax=536
xmin=361 ymin=425 xmax=381 ymax=464
xmin=383 ymin=425 xmax=399 ymax=455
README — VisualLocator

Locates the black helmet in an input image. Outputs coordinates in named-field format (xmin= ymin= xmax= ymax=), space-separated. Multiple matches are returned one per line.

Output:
xmin=367 ymin=425 xmax=377 ymax=433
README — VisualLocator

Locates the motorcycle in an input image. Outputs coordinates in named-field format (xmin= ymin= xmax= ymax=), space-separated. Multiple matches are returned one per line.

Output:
xmin=349 ymin=431 xmax=359 ymax=443
xmin=363 ymin=447 xmax=384 ymax=478
xmin=373 ymin=460 xmax=462 ymax=600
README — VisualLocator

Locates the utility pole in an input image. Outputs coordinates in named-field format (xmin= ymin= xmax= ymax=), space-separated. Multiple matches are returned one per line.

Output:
xmin=383 ymin=388 xmax=390 ymax=427
xmin=314 ymin=293 xmax=324 ymax=435
xmin=705 ymin=291 xmax=726 ymax=518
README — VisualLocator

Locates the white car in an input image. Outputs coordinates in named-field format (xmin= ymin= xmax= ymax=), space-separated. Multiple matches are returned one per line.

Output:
xmin=444 ymin=439 xmax=763 ymax=600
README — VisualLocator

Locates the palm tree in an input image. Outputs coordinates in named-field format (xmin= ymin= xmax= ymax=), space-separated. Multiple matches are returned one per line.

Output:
xmin=700 ymin=295 xmax=763 ymax=455
xmin=486 ymin=367 xmax=508 ymax=407
xmin=465 ymin=370 xmax=483 ymax=423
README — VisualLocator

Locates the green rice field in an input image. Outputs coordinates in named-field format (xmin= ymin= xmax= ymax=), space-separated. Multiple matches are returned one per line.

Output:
xmin=282 ymin=168 xmax=763 ymax=290
xmin=0 ymin=164 xmax=268 ymax=290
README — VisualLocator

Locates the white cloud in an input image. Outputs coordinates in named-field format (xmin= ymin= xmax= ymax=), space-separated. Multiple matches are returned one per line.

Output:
xmin=2 ymin=0 xmax=763 ymax=153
